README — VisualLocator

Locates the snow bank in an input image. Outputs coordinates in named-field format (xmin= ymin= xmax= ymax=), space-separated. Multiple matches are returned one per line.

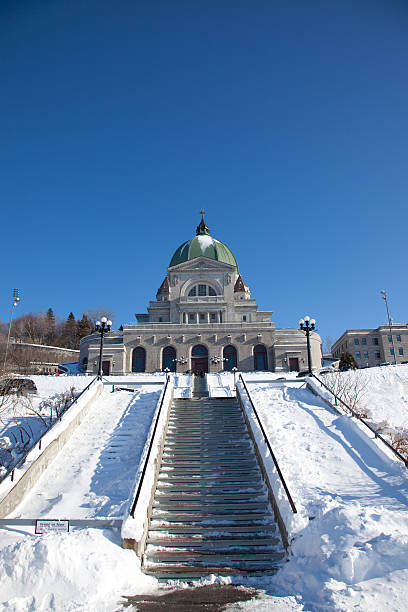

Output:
xmin=240 ymin=379 xmax=408 ymax=610
xmin=0 ymin=528 xmax=157 ymax=611
xmin=121 ymin=378 xmax=173 ymax=550
xmin=0 ymin=379 xmax=102 ymax=514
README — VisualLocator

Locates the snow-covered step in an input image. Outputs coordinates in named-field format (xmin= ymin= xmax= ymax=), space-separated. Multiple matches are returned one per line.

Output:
xmin=149 ymin=524 xmax=277 ymax=534
xmin=146 ymin=536 xmax=280 ymax=547
xmin=149 ymin=512 xmax=274 ymax=522
xmin=142 ymin=565 xmax=281 ymax=579
xmin=142 ymin=395 xmax=285 ymax=579
xmin=145 ymin=550 xmax=285 ymax=564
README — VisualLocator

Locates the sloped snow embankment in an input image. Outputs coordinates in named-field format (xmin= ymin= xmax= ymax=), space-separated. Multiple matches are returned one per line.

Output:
xmin=0 ymin=384 xmax=163 ymax=611
xmin=237 ymin=381 xmax=408 ymax=611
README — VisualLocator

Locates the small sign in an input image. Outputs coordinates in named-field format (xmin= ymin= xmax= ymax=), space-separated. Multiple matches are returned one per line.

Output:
xmin=35 ymin=520 xmax=70 ymax=534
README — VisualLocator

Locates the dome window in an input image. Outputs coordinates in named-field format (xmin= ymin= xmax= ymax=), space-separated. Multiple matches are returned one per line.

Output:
xmin=188 ymin=284 xmax=217 ymax=297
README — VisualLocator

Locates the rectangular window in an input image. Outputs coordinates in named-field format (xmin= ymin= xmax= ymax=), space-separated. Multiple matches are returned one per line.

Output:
xmin=375 ymin=352 xmax=381 ymax=359
xmin=362 ymin=338 xmax=367 ymax=345
xmin=372 ymin=338 xmax=379 ymax=345
xmin=388 ymin=335 xmax=392 ymax=343
xmin=243 ymin=315 xmax=247 ymax=321
xmin=363 ymin=351 xmax=369 ymax=359
xmin=399 ymin=348 xmax=404 ymax=356
xmin=199 ymin=313 xmax=205 ymax=321
xmin=354 ymin=339 xmax=359 ymax=346
xmin=210 ymin=313 xmax=216 ymax=321
xmin=390 ymin=348 xmax=395 ymax=356
xmin=356 ymin=351 xmax=361 ymax=359
xmin=198 ymin=284 xmax=206 ymax=296
xmin=397 ymin=335 xmax=401 ymax=342
xmin=189 ymin=314 xmax=194 ymax=322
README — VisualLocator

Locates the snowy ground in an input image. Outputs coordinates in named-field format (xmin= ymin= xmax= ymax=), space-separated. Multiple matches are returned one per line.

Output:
xmin=1 ymin=369 xmax=408 ymax=610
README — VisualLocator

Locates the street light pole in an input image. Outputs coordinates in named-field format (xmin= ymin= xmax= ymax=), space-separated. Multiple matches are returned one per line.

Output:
xmin=3 ymin=288 xmax=21 ymax=373
xmin=95 ymin=317 xmax=112 ymax=379
xmin=299 ymin=316 xmax=316 ymax=376
xmin=380 ymin=290 xmax=397 ymax=365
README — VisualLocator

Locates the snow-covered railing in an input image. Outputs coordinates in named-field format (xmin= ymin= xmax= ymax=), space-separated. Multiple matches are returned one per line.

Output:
xmin=0 ymin=376 xmax=98 ymax=485
xmin=238 ymin=374 xmax=297 ymax=514
xmin=311 ymin=375 xmax=408 ymax=468
xmin=129 ymin=374 xmax=171 ymax=517
xmin=121 ymin=374 xmax=173 ymax=556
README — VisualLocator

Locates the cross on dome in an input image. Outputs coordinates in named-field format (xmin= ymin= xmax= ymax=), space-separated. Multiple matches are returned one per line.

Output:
xmin=196 ymin=210 xmax=210 ymax=235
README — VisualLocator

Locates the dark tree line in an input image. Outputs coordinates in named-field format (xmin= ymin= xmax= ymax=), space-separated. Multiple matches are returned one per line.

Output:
xmin=0 ymin=307 xmax=115 ymax=350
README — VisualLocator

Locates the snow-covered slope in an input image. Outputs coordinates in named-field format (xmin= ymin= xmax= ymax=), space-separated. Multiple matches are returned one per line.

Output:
xmin=1 ymin=370 xmax=408 ymax=611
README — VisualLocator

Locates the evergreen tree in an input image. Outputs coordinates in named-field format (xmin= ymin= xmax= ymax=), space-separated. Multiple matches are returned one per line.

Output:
xmin=45 ymin=308 xmax=56 ymax=345
xmin=339 ymin=352 xmax=358 ymax=371
xmin=77 ymin=314 xmax=93 ymax=341
xmin=62 ymin=312 xmax=77 ymax=349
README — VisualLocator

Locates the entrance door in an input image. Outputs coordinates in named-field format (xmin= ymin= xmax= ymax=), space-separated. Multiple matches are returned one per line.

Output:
xmin=288 ymin=357 xmax=299 ymax=372
xmin=102 ymin=360 xmax=111 ymax=375
xmin=191 ymin=344 xmax=208 ymax=374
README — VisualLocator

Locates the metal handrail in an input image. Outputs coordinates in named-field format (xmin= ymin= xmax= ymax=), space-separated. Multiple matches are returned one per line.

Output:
xmin=130 ymin=375 xmax=171 ymax=517
xmin=313 ymin=374 xmax=408 ymax=468
xmin=238 ymin=374 xmax=297 ymax=513
xmin=1 ymin=376 xmax=99 ymax=484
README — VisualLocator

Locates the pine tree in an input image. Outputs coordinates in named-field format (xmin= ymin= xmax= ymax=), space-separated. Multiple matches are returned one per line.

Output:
xmin=62 ymin=312 xmax=77 ymax=349
xmin=339 ymin=352 xmax=358 ymax=371
xmin=45 ymin=308 xmax=56 ymax=345
xmin=77 ymin=314 xmax=93 ymax=341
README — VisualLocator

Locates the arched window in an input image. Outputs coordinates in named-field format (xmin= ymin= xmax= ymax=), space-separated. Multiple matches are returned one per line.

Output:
xmin=162 ymin=346 xmax=176 ymax=372
xmin=191 ymin=344 xmax=209 ymax=374
xmin=254 ymin=344 xmax=268 ymax=371
xmin=132 ymin=346 xmax=146 ymax=372
xmin=188 ymin=284 xmax=217 ymax=297
xmin=223 ymin=345 xmax=237 ymax=371
xmin=192 ymin=344 xmax=208 ymax=357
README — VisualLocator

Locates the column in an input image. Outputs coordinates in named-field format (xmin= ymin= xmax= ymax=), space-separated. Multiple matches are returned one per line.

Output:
xmin=216 ymin=312 xmax=220 ymax=323
xmin=206 ymin=312 xmax=210 ymax=323
xmin=195 ymin=312 xmax=199 ymax=324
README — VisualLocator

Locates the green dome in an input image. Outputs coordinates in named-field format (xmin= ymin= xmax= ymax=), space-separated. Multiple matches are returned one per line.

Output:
xmin=169 ymin=213 xmax=238 ymax=269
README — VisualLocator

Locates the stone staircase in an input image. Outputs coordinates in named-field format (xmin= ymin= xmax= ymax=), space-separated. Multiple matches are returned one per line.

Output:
xmin=142 ymin=394 xmax=286 ymax=580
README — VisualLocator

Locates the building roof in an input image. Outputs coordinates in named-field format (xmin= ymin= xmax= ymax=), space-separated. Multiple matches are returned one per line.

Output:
xmin=169 ymin=212 xmax=238 ymax=269
xmin=157 ymin=277 xmax=170 ymax=294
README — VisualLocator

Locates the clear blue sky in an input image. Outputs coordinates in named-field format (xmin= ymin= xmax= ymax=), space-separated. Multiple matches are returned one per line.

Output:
xmin=1 ymin=0 xmax=407 ymax=346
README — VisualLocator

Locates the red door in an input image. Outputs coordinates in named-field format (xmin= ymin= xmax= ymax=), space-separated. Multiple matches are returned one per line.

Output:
xmin=288 ymin=357 xmax=299 ymax=372
xmin=102 ymin=360 xmax=111 ymax=375
xmin=191 ymin=357 xmax=208 ymax=374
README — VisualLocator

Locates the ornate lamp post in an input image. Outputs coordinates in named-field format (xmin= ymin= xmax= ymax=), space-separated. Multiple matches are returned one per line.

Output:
xmin=232 ymin=366 xmax=238 ymax=391
xmin=3 ymin=288 xmax=21 ymax=373
xmin=95 ymin=317 xmax=112 ymax=379
xmin=299 ymin=316 xmax=316 ymax=376
xmin=172 ymin=356 xmax=187 ymax=373
xmin=380 ymin=290 xmax=397 ymax=365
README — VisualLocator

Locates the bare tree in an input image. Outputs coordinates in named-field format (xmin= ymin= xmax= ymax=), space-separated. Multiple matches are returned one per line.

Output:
xmin=85 ymin=307 xmax=115 ymax=328
xmin=323 ymin=336 xmax=334 ymax=354
xmin=319 ymin=370 xmax=368 ymax=417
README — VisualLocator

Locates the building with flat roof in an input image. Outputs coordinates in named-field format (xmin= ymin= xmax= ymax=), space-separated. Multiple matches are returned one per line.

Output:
xmin=331 ymin=324 xmax=408 ymax=367
xmin=79 ymin=213 xmax=321 ymax=375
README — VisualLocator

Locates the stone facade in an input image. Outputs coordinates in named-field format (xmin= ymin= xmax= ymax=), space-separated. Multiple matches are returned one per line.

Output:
xmin=79 ymin=216 xmax=321 ymax=375
xmin=331 ymin=324 xmax=408 ymax=367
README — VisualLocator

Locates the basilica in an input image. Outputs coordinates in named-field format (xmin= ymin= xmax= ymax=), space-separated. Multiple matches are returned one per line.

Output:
xmin=79 ymin=214 xmax=321 ymax=375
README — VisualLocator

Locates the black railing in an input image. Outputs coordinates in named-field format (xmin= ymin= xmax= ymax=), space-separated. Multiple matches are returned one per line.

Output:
xmin=1 ymin=376 xmax=99 ymax=484
xmin=313 ymin=374 xmax=408 ymax=468
xmin=238 ymin=374 xmax=297 ymax=513
xmin=130 ymin=375 xmax=171 ymax=517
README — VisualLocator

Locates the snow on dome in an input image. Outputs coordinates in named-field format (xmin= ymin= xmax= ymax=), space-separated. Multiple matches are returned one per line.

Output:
xmin=169 ymin=215 xmax=238 ymax=269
